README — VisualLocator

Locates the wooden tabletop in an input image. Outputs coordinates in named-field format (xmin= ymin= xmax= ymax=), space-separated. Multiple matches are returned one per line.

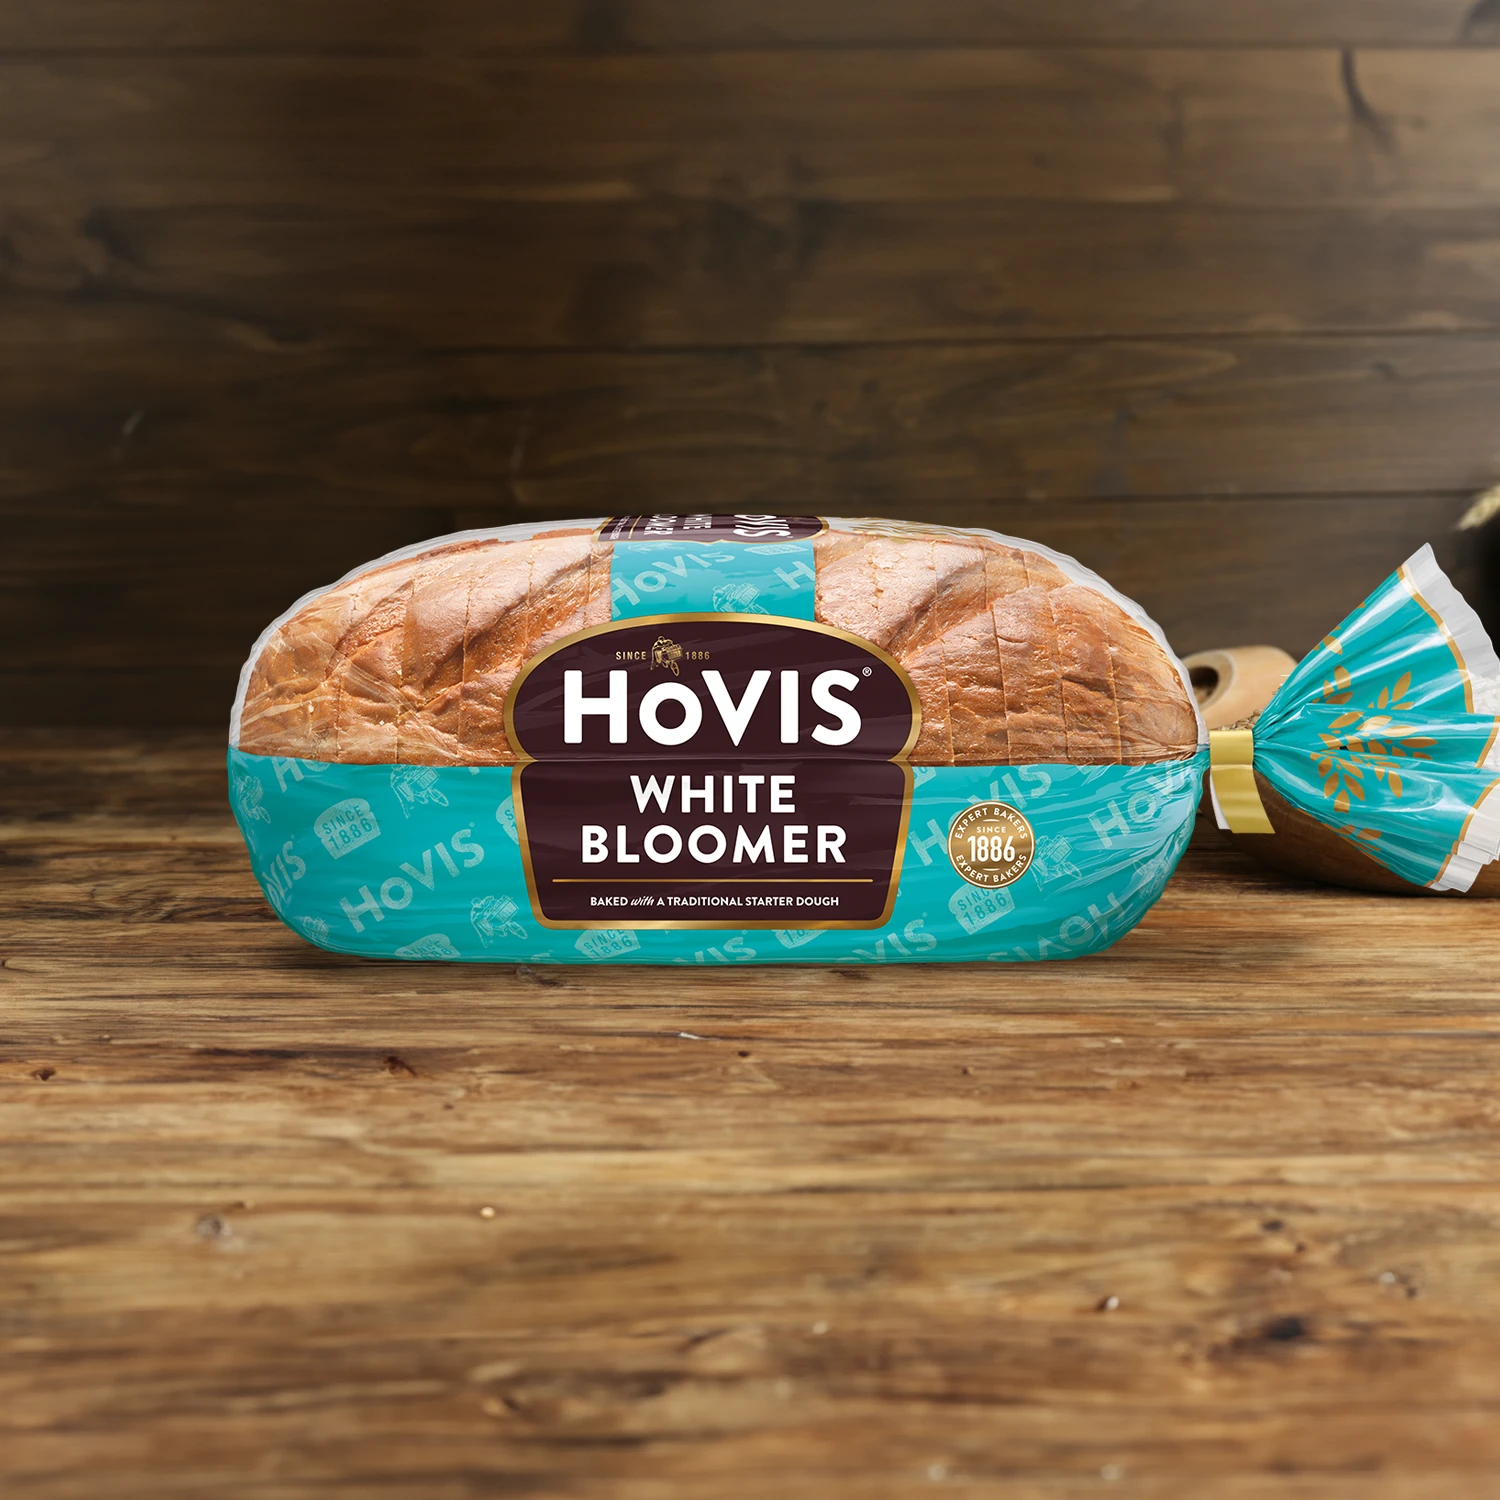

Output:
xmin=4 ymin=730 xmax=1499 ymax=1498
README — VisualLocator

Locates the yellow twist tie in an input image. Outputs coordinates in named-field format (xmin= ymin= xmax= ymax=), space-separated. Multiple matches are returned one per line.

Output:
xmin=1209 ymin=728 xmax=1275 ymax=835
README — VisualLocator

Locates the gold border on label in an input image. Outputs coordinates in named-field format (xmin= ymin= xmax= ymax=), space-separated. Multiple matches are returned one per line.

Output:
xmin=504 ymin=613 xmax=922 ymax=761
xmin=504 ymin=612 xmax=918 ymax=931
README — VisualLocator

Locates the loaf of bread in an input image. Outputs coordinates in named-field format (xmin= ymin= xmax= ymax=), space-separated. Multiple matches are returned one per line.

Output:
xmin=236 ymin=522 xmax=1200 ymax=767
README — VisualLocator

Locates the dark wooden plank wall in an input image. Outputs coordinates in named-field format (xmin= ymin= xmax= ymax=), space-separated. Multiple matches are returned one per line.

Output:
xmin=7 ymin=2 xmax=1500 ymax=725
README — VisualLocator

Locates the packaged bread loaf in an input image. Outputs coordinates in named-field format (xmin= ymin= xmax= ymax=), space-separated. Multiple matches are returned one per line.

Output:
xmin=228 ymin=517 xmax=1498 ymax=964
xmin=1210 ymin=545 xmax=1500 ymax=896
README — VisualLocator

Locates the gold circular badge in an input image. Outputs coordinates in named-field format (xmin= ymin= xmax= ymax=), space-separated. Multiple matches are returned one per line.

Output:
xmin=948 ymin=802 xmax=1035 ymax=888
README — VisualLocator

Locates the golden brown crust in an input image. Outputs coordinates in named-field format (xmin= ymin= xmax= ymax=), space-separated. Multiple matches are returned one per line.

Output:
xmin=238 ymin=523 xmax=1200 ymax=767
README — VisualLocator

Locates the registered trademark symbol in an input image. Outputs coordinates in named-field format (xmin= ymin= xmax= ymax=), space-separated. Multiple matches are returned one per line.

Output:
xmin=862 ymin=666 xmax=872 ymax=676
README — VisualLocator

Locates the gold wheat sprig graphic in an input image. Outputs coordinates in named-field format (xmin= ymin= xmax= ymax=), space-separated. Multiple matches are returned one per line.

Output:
xmin=1311 ymin=669 xmax=1437 ymax=814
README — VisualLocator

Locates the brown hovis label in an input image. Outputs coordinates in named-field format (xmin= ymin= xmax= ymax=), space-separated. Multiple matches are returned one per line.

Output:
xmin=599 ymin=513 xmax=826 ymax=544
xmin=504 ymin=615 xmax=919 ymax=928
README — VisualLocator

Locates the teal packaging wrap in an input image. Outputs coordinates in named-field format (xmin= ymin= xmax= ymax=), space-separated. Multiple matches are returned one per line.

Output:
xmin=228 ymin=750 xmax=1205 ymax=964
xmin=1213 ymin=543 xmax=1500 ymax=892
xmin=601 ymin=514 xmax=820 ymax=621
xmin=229 ymin=517 xmax=1500 ymax=963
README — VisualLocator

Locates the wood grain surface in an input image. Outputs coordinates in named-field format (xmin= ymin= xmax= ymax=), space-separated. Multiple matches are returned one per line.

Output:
xmin=6 ymin=2 xmax=1500 ymax=52
xmin=18 ymin=201 xmax=1500 ymax=347
xmin=7 ymin=51 xmax=1500 ymax=210
xmin=7 ymin=339 xmax=1499 ymax=506
xmin=6 ymin=4 xmax=1497 ymax=731
xmin=5 ymin=732 xmax=1500 ymax=1497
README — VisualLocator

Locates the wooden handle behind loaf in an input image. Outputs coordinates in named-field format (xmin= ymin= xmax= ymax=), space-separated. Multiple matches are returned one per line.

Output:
xmin=1183 ymin=645 xmax=1296 ymax=730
